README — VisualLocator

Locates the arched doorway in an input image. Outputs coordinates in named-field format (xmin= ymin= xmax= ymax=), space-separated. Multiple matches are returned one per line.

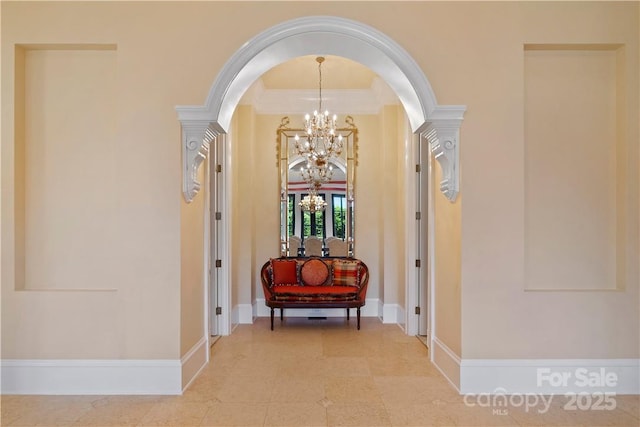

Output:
xmin=177 ymin=16 xmax=465 ymax=340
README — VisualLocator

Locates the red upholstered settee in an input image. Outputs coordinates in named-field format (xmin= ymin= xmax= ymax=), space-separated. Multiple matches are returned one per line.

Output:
xmin=260 ymin=257 xmax=369 ymax=330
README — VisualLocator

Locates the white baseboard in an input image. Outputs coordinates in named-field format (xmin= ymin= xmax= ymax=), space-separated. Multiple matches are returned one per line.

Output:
xmin=432 ymin=336 xmax=461 ymax=392
xmin=460 ymin=358 xmax=640 ymax=395
xmin=431 ymin=337 xmax=640 ymax=395
xmin=382 ymin=303 xmax=404 ymax=324
xmin=361 ymin=298 xmax=380 ymax=317
xmin=397 ymin=305 xmax=406 ymax=330
xmin=181 ymin=336 xmax=208 ymax=391
xmin=254 ymin=298 xmax=379 ymax=318
xmin=1 ymin=359 xmax=182 ymax=395
xmin=232 ymin=303 xmax=254 ymax=324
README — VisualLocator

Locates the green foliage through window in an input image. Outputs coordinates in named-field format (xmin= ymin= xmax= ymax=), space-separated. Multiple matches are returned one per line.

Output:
xmin=332 ymin=194 xmax=346 ymax=238
xmin=287 ymin=194 xmax=295 ymax=236
xmin=302 ymin=193 xmax=326 ymax=240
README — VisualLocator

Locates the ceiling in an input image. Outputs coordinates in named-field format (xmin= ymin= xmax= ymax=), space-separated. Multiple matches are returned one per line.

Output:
xmin=240 ymin=55 xmax=399 ymax=114
xmin=260 ymin=55 xmax=378 ymax=90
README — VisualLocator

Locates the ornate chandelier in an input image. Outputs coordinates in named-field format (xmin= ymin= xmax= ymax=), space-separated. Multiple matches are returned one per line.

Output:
xmin=298 ymin=188 xmax=327 ymax=213
xmin=299 ymin=162 xmax=333 ymax=185
xmin=299 ymin=180 xmax=327 ymax=213
xmin=294 ymin=57 xmax=344 ymax=182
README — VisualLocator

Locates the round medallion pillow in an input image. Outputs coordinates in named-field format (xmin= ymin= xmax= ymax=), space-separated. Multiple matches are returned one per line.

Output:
xmin=300 ymin=258 xmax=330 ymax=286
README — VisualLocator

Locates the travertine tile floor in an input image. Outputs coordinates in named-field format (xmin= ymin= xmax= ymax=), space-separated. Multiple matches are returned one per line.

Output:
xmin=1 ymin=317 xmax=639 ymax=426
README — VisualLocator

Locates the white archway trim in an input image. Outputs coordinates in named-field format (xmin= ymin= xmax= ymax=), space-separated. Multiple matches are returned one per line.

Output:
xmin=177 ymin=16 xmax=465 ymax=203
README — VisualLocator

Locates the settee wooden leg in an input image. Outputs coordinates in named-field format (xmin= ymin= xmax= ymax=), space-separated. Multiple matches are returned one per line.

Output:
xmin=357 ymin=307 xmax=361 ymax=330
xmin=270 ymin=308 xmax=274 ymax=331
xmin=280 ymin=308 xmax=284 ymax=321
xmin=346 ymin=309 xmax=350 ymax=320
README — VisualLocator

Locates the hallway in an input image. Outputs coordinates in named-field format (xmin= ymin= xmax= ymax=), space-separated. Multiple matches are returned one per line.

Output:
xmin=1 ymin=317 xmax=638 ymax=426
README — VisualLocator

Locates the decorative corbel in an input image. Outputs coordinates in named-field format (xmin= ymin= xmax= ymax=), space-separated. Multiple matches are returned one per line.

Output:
xmin=181 ymin=121 xmax=218 ymax=203
xmin=423 ymin=106 xmax=466 ymax=202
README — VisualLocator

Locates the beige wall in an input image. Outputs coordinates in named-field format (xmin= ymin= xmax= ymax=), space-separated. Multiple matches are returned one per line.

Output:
xmin=352 ymin=115 xmax=384 ymax=303
xmin=1 ymin=1 xmax=637 ymax=365
xmin=456 ymin=2 xmax=639 ymax=359
xmin=251 ymin=114 xmax=280 ymax=299
xmin=381 ymin=106 xmax=398 ymax=304
xmin=180 ymin=162 xmax=205 ymax=357
xmin=524 ymin=47 xmax=621 ymax=291
xmin=433 ymin=164 xmax=462 ymax=356
xmin=19 ymin=47 xmax=119 ymax=291
xmin=396 ymin=110 xmax=409 ymax=313
xmin=230 ymin=106 xmax=256 ymax=314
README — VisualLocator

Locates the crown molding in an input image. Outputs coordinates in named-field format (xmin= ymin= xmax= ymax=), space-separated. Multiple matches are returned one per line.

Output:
xmin=239 ymin=77 xmax=399 ymax=115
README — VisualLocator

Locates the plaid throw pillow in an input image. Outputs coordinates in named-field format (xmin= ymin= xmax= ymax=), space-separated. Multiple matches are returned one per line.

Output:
xmin=332 ymin=259 xmax=360 ymax=287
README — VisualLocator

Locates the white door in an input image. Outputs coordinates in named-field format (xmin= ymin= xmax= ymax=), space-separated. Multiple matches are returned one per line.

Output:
xmin=208 ymin=134 xmax=225 ymax=337
xmin=416 ymin=134 xmax=429 ymax=338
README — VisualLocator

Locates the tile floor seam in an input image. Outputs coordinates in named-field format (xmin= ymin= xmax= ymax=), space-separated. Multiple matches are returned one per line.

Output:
xmin=617 ymin=403 xmax=640 ymax=420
